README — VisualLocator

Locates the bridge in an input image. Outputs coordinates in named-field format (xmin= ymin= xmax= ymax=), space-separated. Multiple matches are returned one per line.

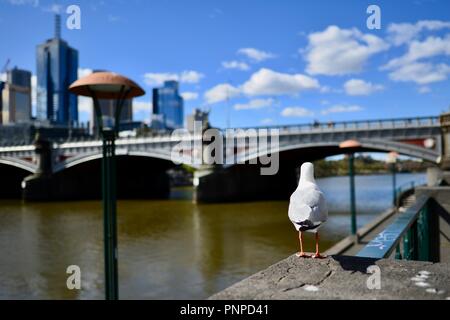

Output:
xmin=0 ymin=115 xmax=443 ymax=201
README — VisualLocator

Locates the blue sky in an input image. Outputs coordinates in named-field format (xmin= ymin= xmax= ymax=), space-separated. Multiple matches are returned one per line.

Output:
xmin=1 ymin=0 xmax=450 ymax=128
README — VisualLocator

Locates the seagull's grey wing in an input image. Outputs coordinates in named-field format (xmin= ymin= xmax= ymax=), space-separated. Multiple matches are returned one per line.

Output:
xmin=288 ymin=197 xmax=313 ymax=224
xmin=294 ymin=185 xmax=327 ymax=223
xmin=313 ymin=190 xmax=328 ymax=222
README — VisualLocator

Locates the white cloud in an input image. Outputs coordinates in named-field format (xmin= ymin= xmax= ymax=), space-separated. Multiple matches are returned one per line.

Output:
xmin=418 ymin=86 xmax=431 ymax=94
xmin=237 ymin=48 xmax=276 ymax=62
xmin=203 ymin=68 xmax=320 ymax=105
xmin=304 ymin=25 xmax=389 ymax=76
xmin=382 ymin=32 xmax=450 ymax=85
xmin=78 ymin=96 xmax=92 ymax=115
xmin=0 ymin=72 xmax=6 ymax=81
xmin=222 ymin=60 xmax=250 ymax=71
xmin=387 ymin=62 xmax=450 ymax=84
xmin=321 ymin=104 xmax=363 ymax=115
xmin=281 ymin=107 xmax=314 ymax=117
xmin=108 ymin=15 xmax=121 ymax=23
xmin=234 ymin=98 xmax=274 ymax=110
xmin=6 ymin=0 xmax=39 ymax=7
xmin=78 ymin=68 xmax=93 ymax=78
xmin=384 ymin=35 xmax=450 ymax=70
xmin=179 ymin=70 xmax=204 ymax=83
xmin=181 ymin=91 xmax=199 ymax=101
xmin=343 ymin=79 xmax=384 ymax=96
xmin=42 ymin=4 xmax=62 ymax=13
xmin=204 ymin=83 xmax=240 ymax=104
xmin=143 ymin=72 xmax=177 ymax=86
xmin=133 ymin=100 xmax=152 ymax=112
xmin=143 ymin=70 xmax=204 ymax=86
xmin=387 ymin=20 xmax=450 ymax=46
xmin=261 ymin=118 xmax=273 ymax=125
xmin=241 ymin=68 xmax=320 ymax=96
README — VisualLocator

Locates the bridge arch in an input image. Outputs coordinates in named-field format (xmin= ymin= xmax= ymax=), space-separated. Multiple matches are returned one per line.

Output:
xmin=53 ymin=150 xmax=200 ymax=174
xmin=0 ymin=156 xmax=37 ymax=173
xmin=50 ymin=152 xmax=183 ymax=200
xmin=0 ymin=157 xmax=36 ymax=199
xmin=233 ymin=139 xmax=440 ymax=167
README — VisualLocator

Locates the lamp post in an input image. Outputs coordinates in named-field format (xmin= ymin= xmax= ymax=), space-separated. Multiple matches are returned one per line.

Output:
xmin=386 ymin=151 xmax=399 ymax=207
xmin=69 ymin=72 xmax=145 ymax=300
xmin=339 ymin=140 xmax=362 ymax=240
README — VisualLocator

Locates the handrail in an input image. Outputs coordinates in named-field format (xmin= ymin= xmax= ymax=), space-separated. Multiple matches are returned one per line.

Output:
xmin=395 ymin=179 xmax=426 ymax=206
xmin=0 ymin=115 xmax=441 ymax=146
xmin=357 ymin=194 xmax=430 ymax=259
xmin=233 ymin=115 xmax=439 ymax=131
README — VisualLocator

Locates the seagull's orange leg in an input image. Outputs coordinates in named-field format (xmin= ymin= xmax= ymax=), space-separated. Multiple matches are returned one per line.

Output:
xmin=312 ymin=232 xmax=325 ymax=259
xmin=296 ymin=231 xmax=310 ymax=258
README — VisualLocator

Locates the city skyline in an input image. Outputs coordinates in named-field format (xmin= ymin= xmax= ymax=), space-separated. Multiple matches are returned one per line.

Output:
xmin=0 ymin=0 xmax=450 ymax=129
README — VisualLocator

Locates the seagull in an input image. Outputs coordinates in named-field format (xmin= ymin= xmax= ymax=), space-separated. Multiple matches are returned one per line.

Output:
xmin=288 ymin=162 xmax=328 ymax=258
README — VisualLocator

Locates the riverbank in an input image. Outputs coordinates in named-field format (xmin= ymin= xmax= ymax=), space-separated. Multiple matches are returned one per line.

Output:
xmin=313 ymin=157 xmax=430 ymax=178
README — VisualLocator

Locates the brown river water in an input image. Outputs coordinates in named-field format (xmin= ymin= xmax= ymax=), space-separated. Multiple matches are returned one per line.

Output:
xmin=0 ymin=173 xmax=425 ymax=299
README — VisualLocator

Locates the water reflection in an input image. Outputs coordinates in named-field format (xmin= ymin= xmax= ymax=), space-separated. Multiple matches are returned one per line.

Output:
xmin=0 ymin=173 xmax=425 ymax=299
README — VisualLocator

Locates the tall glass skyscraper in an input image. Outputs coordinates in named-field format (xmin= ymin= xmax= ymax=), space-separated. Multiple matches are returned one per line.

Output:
xmin=152 ymin=80 xmax=184 ymax=130
xmin=36 ymin=15 xmax=78 ymax=125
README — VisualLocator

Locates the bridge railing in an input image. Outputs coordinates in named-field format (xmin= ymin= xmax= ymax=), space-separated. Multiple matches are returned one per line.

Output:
xmin=356 ymin=194 xmax=432 ymax=261
xmin=236 ymin=115 xmax=439 ymax=133
xmin=0 ymin=116 xmax=440 ymax=147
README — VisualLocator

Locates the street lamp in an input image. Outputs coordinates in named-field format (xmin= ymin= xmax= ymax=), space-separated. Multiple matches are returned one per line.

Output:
xmin=386 ymin=151 xmax=399 ymax=207
xmin=69 ymin=72 xmax=145 ymax=300
xmin=339 ymin=139 xmax=362 ymax=240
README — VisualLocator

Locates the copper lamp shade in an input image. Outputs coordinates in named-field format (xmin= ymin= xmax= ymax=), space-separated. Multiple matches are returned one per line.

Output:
xmin=339 ymin=139 xmax=362 ymax=149
xmin=69 ymin=71 xmax=145 ymax=99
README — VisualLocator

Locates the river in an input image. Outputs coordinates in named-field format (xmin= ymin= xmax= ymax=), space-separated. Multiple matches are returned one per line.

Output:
xmin=0 ymin=173 xmax=425 ymax=299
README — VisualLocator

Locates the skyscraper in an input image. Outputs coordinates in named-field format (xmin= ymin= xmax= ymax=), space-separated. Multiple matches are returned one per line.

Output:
xmin=36 ymin=14 xmax=78 ymax=125
xmin=0 ymin=67 xmax=32 ymax=124
xmin=91 ymin=98 xmax=133 ymax=132
xmin=152 ymin=80 xmax=184 ymax=130
xmin=87 ymin=70 xmax=134 ymax=133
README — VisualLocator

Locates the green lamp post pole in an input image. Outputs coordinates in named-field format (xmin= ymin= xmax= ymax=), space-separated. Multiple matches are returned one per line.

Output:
xmin=348 ymin=153 xmax=357 ymax=236
xmin=69 ymin=72 xmax=145 ymax=300
xmin=391 ymin=162 xmax=397 ymax=206
xmin=387 ymin=152 xmax=399 ymax=208
xmin=339 ymin=140 xmax=361 ymax=242
xmin=92 ymin=90 xmax=127 ymax=300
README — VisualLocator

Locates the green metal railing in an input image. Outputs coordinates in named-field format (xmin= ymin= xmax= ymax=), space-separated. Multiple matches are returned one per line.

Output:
xmin=357 ymin=194 xmax=432 ymax=261
xmin=394 ymin=179 xmax=426 ymax=208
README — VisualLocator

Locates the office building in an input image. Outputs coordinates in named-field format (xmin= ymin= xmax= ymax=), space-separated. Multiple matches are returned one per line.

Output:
xmin=152 ymin=80 xmax=183 ymax=130
xmin=36 ymin=14 xmax=78 ymax=125
xmin=91 ymin=98 xmax=133 ymax=132
xmin=186 ymin=108 xmax=210 ymax=132
xmin=0 ymin=67 xmax=32 ymax=124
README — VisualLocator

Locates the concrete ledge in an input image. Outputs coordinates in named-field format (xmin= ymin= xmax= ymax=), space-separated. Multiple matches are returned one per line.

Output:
xmin=209 ymin=255 xmax=450 ymax=300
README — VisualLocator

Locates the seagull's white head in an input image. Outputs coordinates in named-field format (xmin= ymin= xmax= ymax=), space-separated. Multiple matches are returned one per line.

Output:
xmin=300 ymin=162 xmax=315 ymax=184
